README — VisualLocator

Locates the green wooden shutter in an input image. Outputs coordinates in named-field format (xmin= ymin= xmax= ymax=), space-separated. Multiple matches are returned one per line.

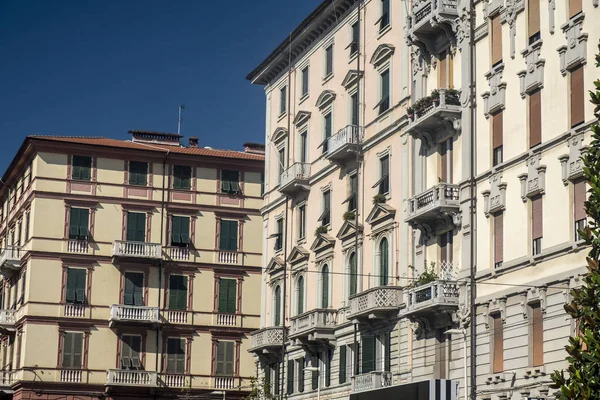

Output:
xmin=287 ymin=359 xmax=294 ymax=394
xmin=167 ymin=338 xmax=185 ymax=373
xmin=125 ymin=272 xmax=143 ymax=306
xmin=274 ymin=286 xmax=281 ymax=326
xmin=229 ymin=221 xmax=238 ymax=251
xmin=339 ymin=346 xmax=347 ymax=383
xmin=219 ymin=220 xmax=229 ymax=250
xmin=171 ymin=216 xmax=181 ymax=244
xmin=322 ymin=266 xmax=329 ymax=308
xmin=66 ymin=268 xmax=77 ymax=303
xmin=311 ymin=357 xmax=318 ymax=389
xmin=380 ymin=238 xmax=389 ymax=286
xmin=127 ymin=212 xmax=146 ymax=242
xmin=181 ymin=217 xmax=190 ymax=244
xmin=227 ymin=279 xmax=237 ymax=313
xmin=129 ymin=161 xmax=147 ymax=186
xmin=124 ymin=273 xmax=134 ymax=305
xmin=169 ymin=275 xmax=188 ymax=310
xmin=217 ymin=341 xmax=234 ymax=376
xmin=350 ymin=253 xmax=357 ymax=296
xmin=362 ymin=336 xmax=375 ymax=373
xmin=219 ymin=221 xmax=238 ymax=251
xmin=63 ymin=332 xmax=83 ymax=368
xmin=298 ymin=357 xmax=304 ymax=393
xmin=70 ymin=208 xmax=89 ymax=239
xmin=218 ymin=279 xmax=237 ymax=313
xmin=384 ymin=333 xmax=391 ymax=372
xmin=69 ymin=208 xmax=80 ymax=239
xmin=62 ymin=332 xmax=72 ymax=367
xmin=297 ymin=276 xmax=304 ymax=315
xmin=75 ymin=269 xmax=86 ymax=304
xmin=325 ymin=350 xmax=331 ymax=387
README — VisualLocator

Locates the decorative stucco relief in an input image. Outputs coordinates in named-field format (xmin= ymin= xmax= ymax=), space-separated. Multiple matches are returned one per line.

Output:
xmin=559 ymin=132 xmax=587 ymax=185
xmin=517 ymin=40 xmax=545 ymax=98
xmin=482 ymin=172 xmax=507 ymax=217
xmin=557 ymin=13 xmax=588 ymax=76
xmin=482 ymin=63 xmax=507 ymax=118
xmin=518 ymin=154 xmax=546 ymax=202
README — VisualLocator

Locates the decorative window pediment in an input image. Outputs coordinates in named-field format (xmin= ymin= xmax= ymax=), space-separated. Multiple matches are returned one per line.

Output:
xmin=310 ymin=232 xmax=335 ymax=254
xmin=288 ymin=245 xmax=309 ymax=265
xmin=271 ymin=127 xmax=288 ymax=144
xmin=482 ymin=63 xmax=507 ymax=118
xmin=483 ymin=297 xmax=507 ymax=328
xmin=315 ymin=90 xmax=336 ymax=110
xmin=293 ymin=111 xmax=312 ymax=127
xmin=520 ymin=287 xmax=547 ymax=318
xmin=266 ymin=256 xmax=285 ymax=275
xmin=482 ymin=172 xmax=507 ymax=217
xmin=559 ymin=131 xmax=587 ymax=185
xmin=336 ymin=220 xmax=363 ymax=246
xmin=366 ymin=203 xmax=396 ymax=227
xmin=370 ymin=44 xmax=395 ymax=67
xmin=558 ymin=13 xmax=588 ymax=76
xmin=518 ymin=154 xmax=546 ymax=202
xmin=341 ymin=70 xmax=364 ymax=89
xmin=517 ymin=40 xmax=545 ymax=98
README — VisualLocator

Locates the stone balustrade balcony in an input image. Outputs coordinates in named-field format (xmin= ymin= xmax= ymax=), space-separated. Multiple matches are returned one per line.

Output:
xmin=407 ymin=89 xmax=461 ymax=144
xmin=348 ymin=286 xmax=404 ymax=321
xmin=112 ymin=241 xmax=162 ymax=260
xmin=109 ymin=305 xmax=160 ymax=326
xmin=326 ymin=125 xmax=363 ymax=164
xmin=405 ymin=183 xmax=460 ymax=228
xmin=279 ymin=163 xmax=310 ymax=196
xmin=0 ymin=246 xmax=21 ymax=273
xmin=288 ymin=308 xmax=337 ymax=344
xmin=249 ymin=327 xmax=285 ymax=355
xmin=407 ymin=0 xmax=458 ymax=51
xmin=106 ymin=370 xmax=158 ymax=387
xmin=352 ymin=371 xmax=393 ymax=393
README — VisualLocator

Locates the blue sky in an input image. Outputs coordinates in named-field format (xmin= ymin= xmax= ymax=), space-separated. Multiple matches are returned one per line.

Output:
xmin=0 ymin=0 xmax=321 ymax=172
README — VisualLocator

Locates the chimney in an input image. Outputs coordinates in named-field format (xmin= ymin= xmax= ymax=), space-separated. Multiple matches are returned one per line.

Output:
xmin=189 ymin=136 xmax=199 ymax=148
xmin=243 ymin=142 xmax=265 ymax=155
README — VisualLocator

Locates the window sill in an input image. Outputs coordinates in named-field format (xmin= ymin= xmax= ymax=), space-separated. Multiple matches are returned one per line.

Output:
xmin=348 ymin=52 xmax=358 ymax=64
xmin=377 ymin=24 xmax=391 ymax=39
xmin=322 ymin=73 xmax=334 ymax=85
xmin=277 ymin=112 xmax=287 ymax=122
xmin=298 ymin=93 xmax=309 ymax=105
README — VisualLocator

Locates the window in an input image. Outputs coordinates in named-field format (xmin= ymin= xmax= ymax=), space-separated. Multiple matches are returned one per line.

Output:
xmin=298 ymin=357 xmax=305 ymax=393
xmin=324 ymin=350 xmax=331 ymax=387
xmin=491 ymin=14 xmax=502 ymax=66
xmin=296 ymin=276 xmax=304 ymax=315
xmin=218 ymin=278 xmax=237 ymax=314
xmin=529 ymin=89 xmax=542 ymax=148
xmin=129 ymin=161 xmax=148 ymax=186
xmin=278 ymin=147 xmax=286 ymax=183
xmin=350 ymin=22 xmax=359 ymax=56
xmin=173 ymin=165 xmax=191 ymax=190
xmin=527 ymin=0 xmax=541 ymax=44
xmin=65 ymin=268 xmax=86 ymax=304
xmin=299 ymin=130 xmax=308 ymax=163
xmin=492 ymin=314 xmax=504 ymax=373
xmin=322 ymin=112 xmax=332 ymax=154
xmin=286 ymin=359 xmax=295 ymax=394
xmin=260 ymin=173 xmax=265 ymax=196
xmin=374 ymin=155 xmax=390 ymax=195
xmin=72 ymin=156 xmax=91 ymax=181
xmin=377 ymin=69 xmax=390 ymax=115
xmin=311 ymin=356 xmax=319 ymax=390
xmin=321 ymin=265 xmax=329 ymax=308
xmin=569 ymin=0 xmax=583 ymax=18
xmin=492 ymin=112 xmax=503 ymax=166
xmin=126 ymin=212 xmax=146 ymax=242
xmin=361 ymin=335 xmax=376 ymax=374
xmin=24 ymin=213 xmax=30 ymax=242
xmin=438 ymin=50 xmax=454 ymax=88
xmin=124 ymin=272 xmax=144 ymax=306
xmin=301 ymin=66 xmax=309 ymax=98
xmin=216 ymin=341 xmax=235 ymax=376
xmin=280 ymin=86 xmax=287 ymax=115
xmin=440 ymin=231 xmax=453 ymax=263
xmin=570 ymin=65 xmax=585 ymax=128
xmin=531 ymin=303 xmax=543 ymax=366
xmin=494 ymin=211 xmax=504 ymax=268
xmin=379 ymin=0 xmax=390 ymax=31
xmin=166 ymin=338 xmax=185 ymax=374
xmin=121 ymin=335 xmax=142 ymax=370
xmin=349 ymin=252 xmax=357 ymax=296
xmin=325 ymin=45 xmax=333 ymax=77
xmin=319 ymin=190 xmax=331 ymax=226
xmin=274 ymin=286 xmax=282 ymax=326
xmin=379 ymin=238 xmax=389 ymax=286
xmin=219 ymin=219 xmax=238 ymax=251
xmin=221 ymin=170 xmax=241 ymax=194
xmin=275 ymin=218 xmax=283 ymax=251
xmin=69 ymin=208 xmax=89 ymax=240
xmin=351 ymin=92 xmax=359 ymax=126
xmin=339 ymin=345 xmax=347 ymax=383
xmin=440 ymin=139 xmax=452 ymax=183
xmin=532 ymin=194 xmax=543 ymax=255
xmin=298 ymin=205 xmax=306 ymax=240
xmin=345 ymin=174 xmax=358 ymax=212
xmin=574 ymin=177 xmax=587 ymax=240
xmin=382 ymin=333 xmax=392 ymax=372
xmin=171 ymin=216 xmax=190 ymax=247
xmin=62 ymin=332 xmax=83 ymax=369
xmin=168 ymin=275 xmax=188 ymax=311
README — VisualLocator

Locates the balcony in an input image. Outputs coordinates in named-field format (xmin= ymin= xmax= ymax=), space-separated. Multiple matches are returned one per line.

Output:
xmin=348 ymin=286 xmax=404 ymax=321
xmin=279 ymin=163 xmax=310 ymax=196
xmin=106 ymin=370 xmax=158 ymax=387
xmin=288 ymin=309 xmax=337 ymax=344
xmin=407 ymin=0 xmax=458 ymax=52
xmin=405 ymin=183 xmax=460 ymax=229
xmin=112 ymin=241 xmax=162 ymax=261
xmin=249 ymin=327 xmax=285 ymax=355
xmin=0 ymin=310 xmax=16 ymax=334
xmin=407 ymin=89 xmax=461 ymax=145
xmin=0 ymin=370 xmax=15 ymax=389
xmin=109 ymin=305 xmax=159 ymax=327
xmin=0 ymin=246 xmax=21 ymax=273
xmin=352 ymin=371 xmax=393 ymax=393
xmin=326 ymin=125 xmax=363 ymax=164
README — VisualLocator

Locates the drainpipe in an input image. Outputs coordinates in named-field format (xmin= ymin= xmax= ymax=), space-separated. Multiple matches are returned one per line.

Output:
xmin=156 ymin=150 xmax=169 ymax=374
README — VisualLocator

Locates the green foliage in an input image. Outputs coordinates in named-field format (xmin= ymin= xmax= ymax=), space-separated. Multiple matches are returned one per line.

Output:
xmin=372 ymin=193 xmax=387 ymax=204
xmin=315 ymin=225 xmax=328 ymax=236
xmin=407 ymin=89 xmax=461 ymax=119
xmin=551 ymin=42 xmax=600 ymax=399
xmin=343 ymin=211 xmax=356 ymax=221
xmin=407 ymin=262 xmax=439 ymax=289
xmin=245 ymin=376 xmax=272 ymax=400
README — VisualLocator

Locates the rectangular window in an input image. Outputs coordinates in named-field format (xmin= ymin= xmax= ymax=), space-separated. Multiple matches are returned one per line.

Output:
xmin=322 ymin=112 xmax=332 ymax=154
xmin=128 ymin=161 xmax=148 ymax=186
xmin=350 ymin=22 xmax=359 ymax=56
xmin=62 ymin=332 xmax=83 ymax=369
xmin=298 ymin=205 xmax=306 ymax=240
xmin=570 ymin=65 xmax=585 ymax=127
xmin=439 ymin=52 xmax=448 ymax=88
xmin=218 ymin=278 xmax=237 ymax=314
xmin=72 ymin=156 xmax=92 ymax=181
xmin=532 ymin=194 xmax=543 ymax=255
xmin=166 ymin=338 xmax=185 ymax=374
xmin=126 ymin=212 xmax=146 ymax=242
xmin=65 ymin=268 xmax=86 ymax=304
xmin=173 ymin=165 xmax=191 ymax=190
xmin=492 ymin=111 xmax=503 ymax=166
xmin=374 ymin=155 xmax=390 ymax=195
xmin=440 ymin=232 xmax=453 ymax=263
xmin=311 ymin=356 xmax=318 ymax=390
xmin=339 ymin=345 xmax=347 ymax=383
xmin=287 ymin=359 xmax=295 ymax=394
xmin=440 ymin=139 xmax=452 ymax=183
xmin=529 ymin=89 xmax=542 ymax=148
xmin=300 ymin=131 xmax=308 ymax=163
xmin=280 ymin=86 xmax=287 ymax=115
xmin=216 ymin=341 xmax=235 ymax=376
xmin=260 ymin=172 xmax=265 ymax=196
xmin=325 ymin=45 xmax=333 ymax=77
xmin=494 ymin=211 xmax=504 ymax=268
xmin=492 ymin=314 xmax=504 ymax=373
xmin=379 ymin=0 xmax=390 ymax=31
xmin=351 ymin=92 xmax=359 ymax=126
xmin=491 ymin=15 xmax=502 ymax=66
xmin=275 ymin=218 xmax=284 ymax=251
xmin=278 ymin=147 xmax=286 ymax=183
xmin=171 ymin=216 xmax=190 ymax=247
xmin=569 ymin=0 xmax=583 ymax=18
xmin=168 ymin=275 xmax=188 ymax=311
xmin=121 ymin=335 xmax=142 ymax=370
xmin=24 ymin=213 xmax=30 ymax=242
xmin=528 ymin=0 xmax=541 ymax=44
xmin=219 ymin=220 xmax=239 ymax=252
xmin=361 ymin=336 xmax=376 ymax=374
xmin=301 ymin=66 xmax=309 ymax=97
xmin=69 ymin=208 xmax=89 ymax=240
xmin=221 ymin=170 xmax=241 ymax=194
xmin=344 ymin=174 xmax=358 ymax=212
xmin=574 ymin=177 xmax=587 ymax=240
xmin=319 ymin=190 xmax=331 ymax=226
xmin=298 ymin=357 xmax=305 ymax=393
xmin=324 ymin=350 xmax=331 ymax=387
xmin=378 ymin=69 xmax=390 ymax=115
xmin=123 ymin=272 xmax=144 ymax=306
xmin=531 ymin=303 xmax=544 ymax=366
xmin=382 ymin=333 xmax=391 ymax=372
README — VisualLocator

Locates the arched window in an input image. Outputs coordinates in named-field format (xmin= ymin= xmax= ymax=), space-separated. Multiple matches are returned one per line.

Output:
xmin=274 ymin=286 xmax=281 ymax=326
xmin=379 ymin=238 xmax=389 ymax=286
xmin=297 ymin=276 xmax=304 ymax=315
xmin=321 ymin=265 xmax=329 ymax=308
xmin=349 ymin=252 xmax=357 ymax=296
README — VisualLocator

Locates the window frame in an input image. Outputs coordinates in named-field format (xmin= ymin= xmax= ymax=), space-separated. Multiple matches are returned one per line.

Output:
xmin=274 ymin=217 xmax=284 ymax=252
xmin=62 ymin=331 xmax=84 ymax=369
xmin=300 ymin=65 xmax=310 ymax=99
xmin=173 ymin=165 xmax=192 ymax=190
xmin=123 ymin=271 xmax=144 ymax=307
xmin=221 ymin=170 xmax=241 ymax=195
xmin=217 ymin=278 xmax=237 ymax=314
xmin=170 ymin=215 xmax=190 ymax=247
xmin=215 ymin=340 xmax=235 ymax=376
xmin=378 ymin=0 xmax=390 ymax=32
xmin=69 ymin=207 xmax=90 ymax=241
xmin=126 ymin=211 xmax=147 ymax=242
xmin=128 ymin=161 xmax=148 ymax=186
xmin=168 ymin=274 xmax=188 ymax=311
xmin=298 ymin=204 xmax=306 ymax=241
xmin=376 ymin=68 xmax=391 ymax=115
xmin=280 ymin=86 xmax=288 ymax=116
xmin=71 ymin=156 xmax=92 ymax=181
xmin=165 ymin=337 xmax=186 ymax=374
xmin=318 ymin=190 xmax=331 ymax=227
xmin=65 ymin=268 xmax=87 ymax=305
xmin=324 ymin=44 xmax=334 ymax=78
xmin=120 ymin=334 xmax=143 ymax=370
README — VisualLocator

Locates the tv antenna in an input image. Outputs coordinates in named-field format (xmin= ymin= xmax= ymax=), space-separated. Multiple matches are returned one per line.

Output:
xmin=177 ymin=105 xmax=186 ymax=135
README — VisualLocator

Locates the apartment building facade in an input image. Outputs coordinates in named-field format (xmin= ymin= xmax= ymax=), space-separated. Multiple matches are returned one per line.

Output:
xmin=248 ymin=0 xmax=599 ymax=400
xmin=0 ymin=131 xmax=264 ymax=400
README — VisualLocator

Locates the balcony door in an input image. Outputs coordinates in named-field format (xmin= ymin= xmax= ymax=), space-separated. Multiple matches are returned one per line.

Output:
xmin=124 ymin=272 xmax=144 ymax=306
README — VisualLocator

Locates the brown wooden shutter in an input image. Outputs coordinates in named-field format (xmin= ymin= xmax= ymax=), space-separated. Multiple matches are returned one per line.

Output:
xmin=439 ymin=52 xmax=447 ymax=88
xmin=528 ymin=0 xmax=540 ymax=39
xmin=529 ymin=90 xmax=542 ymax=148
xmin=574 ymin=177 xmax=587 ymax=221
xmin=491 ymin=15 xmax=502 ymax=65
xmin=493 ymin=314 xmax=504 ymax=373
xmin=571 ymin=66 xmax=585 ymax=127
xmin=492 ymin=111 xmax=503 ymax=149
xmin=532 ymin=303 xmax=544 ymax=366
xmin=569 ymin=0 xmax=583 ymax=18
xmin=494 ymin=211 xmax=504 ymax=264
xmin=532 ymin=195 xmax=543 ymax=240
xmin=448 ymin=54 xmax=454 ymax=88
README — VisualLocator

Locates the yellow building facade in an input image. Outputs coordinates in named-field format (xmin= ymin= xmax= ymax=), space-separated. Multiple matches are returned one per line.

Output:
xmin=0 ymin=131 xmax=264 ymax=400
